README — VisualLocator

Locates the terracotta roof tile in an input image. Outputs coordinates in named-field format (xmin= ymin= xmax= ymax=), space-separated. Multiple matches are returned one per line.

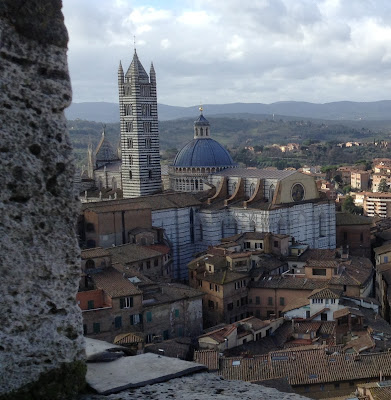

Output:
xmin=217 ymin=348 xmax=391 ymax=386
xmin=308 ymin=288 xmax=342 ymax=299
xmin=108 ymin=243 xmax=163 ymax=264
xmin=81 ymin=247 xmax=111 ymax=259
xmin=194 ymin=350 xmax=219 ymax=371
xmin=92 ymin=267 xmax=142 ymax=297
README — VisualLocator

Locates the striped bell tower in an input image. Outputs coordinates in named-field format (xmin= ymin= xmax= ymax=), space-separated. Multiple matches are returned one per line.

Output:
xmin=118 ymin=50 xmax=162 ymax=198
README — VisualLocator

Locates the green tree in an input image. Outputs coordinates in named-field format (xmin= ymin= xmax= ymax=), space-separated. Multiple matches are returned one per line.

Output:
xmin=378 ymin=178 xmax=389 ymax=193
xmin=342 ymin=195 xmax=363 ymax=215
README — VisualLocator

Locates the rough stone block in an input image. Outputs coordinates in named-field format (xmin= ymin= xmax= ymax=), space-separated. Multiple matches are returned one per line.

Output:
xmin=0 ymin=0 xmax=85 ymax=398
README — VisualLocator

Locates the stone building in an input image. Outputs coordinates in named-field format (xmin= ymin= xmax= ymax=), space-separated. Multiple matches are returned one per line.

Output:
xmin=118 ymin=51 xmax=161 ymax=198
xmin=77 ymin=248 xmax=203 ymax=343
xmin=335 ymin=212 xmax=372 ymax=257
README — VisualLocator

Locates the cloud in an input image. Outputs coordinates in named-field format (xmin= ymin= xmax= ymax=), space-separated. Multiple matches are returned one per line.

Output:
xmin=62 ymin=0 xmax=391 ymax=106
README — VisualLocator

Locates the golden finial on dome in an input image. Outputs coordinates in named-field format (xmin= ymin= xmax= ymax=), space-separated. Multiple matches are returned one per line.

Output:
xmin=199 ymin=105 xmax=203 ymax=114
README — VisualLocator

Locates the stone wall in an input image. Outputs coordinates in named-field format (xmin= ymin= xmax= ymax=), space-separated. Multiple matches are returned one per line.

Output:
xmin=0 ymin=0 xmax=85 ymax=398
xmin=80 ymin=372 xmax=311 ymax=400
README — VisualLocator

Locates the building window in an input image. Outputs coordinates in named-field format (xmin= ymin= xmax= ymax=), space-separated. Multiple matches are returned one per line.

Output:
xmin=87 ymin=300 xmax=94 ymax=310
xmin=140 ymin=86 xmax=151 ymax=97
xmin=313 ymin=268 xmax=327 ymax=276
xmin=147 ymin=155 xmax=151 ymax=165
xmin=146 ymin=311 xmax=152 ymax=322
xmin=255 ymin=296 xmax=260 ymax=305
xmin=148 ymin=170 xmax=152 ymax=179
xmin=273 ymin=241 xmax=278 ymax=248
xmin=124 ymin=104 xmax=132 ymax=115
xmin=145 ymin=138 xmax=151 ymax=148
xmin=208 ymin=300 xmax=214 ymax=309
xmin=227 ymin=302 xmax=233 ymax=311
xmin=279 ymin=297 xmax=285 ymax=306
xmin=93 ymin=323 xmax=100 ymax=334
xmin=215 ymin=285 xmax=219 ymax=292
xmin=127 ymin=138 xmax=133 ymax=148
xmin=120 ymin=297 xmax=133 ymax=309
xmin=142 ymin=104 xmax=151 ymax=116
xmin=209 ymin=283 xmax=213 ymax=290
xmin=154 ymin=259 xmax=159 ymax=267
xmin=175 ymin=309 xmax=179 ymax=318
xmin=147 ymin=261 xmax=151 ymax=269
xmin=144 ymin=122 xmax=151 ymax=133
xmin=190 ymin=208 xmax=195 ymax=244
xmin=138 ymin=262 xmax=143 ymax=270
xmin=343 ymin=231 xmax=348 ymax=241
xmin=126 ymin=122 xmax=132 ymax=132
xmin=114 ymin=316 xmax=122 ymax=329
xmin=129 ymin=170 xmax=132 ymax=180
xmin=268 ymin=297 xmax=273 ymax=305
xmin=128 ymin=155 xmax=133 ymax=165
xmin=163 ymin=330 xmax=169 ymax=340
xmin=83 ymin=324 xmax=87 ymax=335
xmin=130 ymin=314 xmax=142 ymax=325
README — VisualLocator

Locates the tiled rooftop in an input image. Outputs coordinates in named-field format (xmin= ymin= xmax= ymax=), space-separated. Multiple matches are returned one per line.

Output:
xmin=194 ymin=350 xmax=219 ymax=371
xmin=213 ymin=168 xmax=297 ymax=180
xmin=92 ymin=267 xmax=142 ymax=297
xmin=308 ymin=288 xmax=342 ymax=300
xmin=108 ymin=243 xmax=164 ymax=264
xmin=81 ymin=247 xmax=111 ymax=259
xmin=217 ymin=348 xmax=391 ymax=386
xmin=82 ymin=192 xmax=201 ymax=213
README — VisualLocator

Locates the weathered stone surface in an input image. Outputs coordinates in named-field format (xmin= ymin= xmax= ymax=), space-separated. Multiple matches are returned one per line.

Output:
xmin=0 ymin=0 xmax=85 ymax=397
xmin=80 ymin=372 xmax=311 ymax=400
xmin=86 ymin=353 xmax=207 ymax=395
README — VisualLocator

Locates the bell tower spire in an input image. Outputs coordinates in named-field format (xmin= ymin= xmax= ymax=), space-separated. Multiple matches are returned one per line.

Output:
xmin=118 ymin=51 xmax=162 ymax=198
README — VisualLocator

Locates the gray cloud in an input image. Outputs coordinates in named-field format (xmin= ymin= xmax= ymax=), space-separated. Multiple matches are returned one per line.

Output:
xmin=62 ymin=0 xmax=391 ymax=106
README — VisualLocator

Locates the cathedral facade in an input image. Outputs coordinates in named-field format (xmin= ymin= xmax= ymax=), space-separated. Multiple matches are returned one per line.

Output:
xmin=81 ymin=52 xmax=336 ymax=281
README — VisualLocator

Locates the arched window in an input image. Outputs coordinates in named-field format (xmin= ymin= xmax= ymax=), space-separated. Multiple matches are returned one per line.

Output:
xmin=190 ymin=209 xmax=195 ymax=243
xmin=251 ymin=221 xmax=256 ymax=232
xmin=200 ymin=127 xmax=203 ymax=136
xmin=129 ymin=170 xmax=132 ymax=180
xmin=85 ymin=259 xmax=95 ymax=269
xmin=124 ymin=104 xmax=132 ymax=115
xmin=269 ymin=184 xmax=275 ymax=202
xmin=319 ymin=214 xmax=326 ymax=237
xmin=127 ymin=138 xmax=133 ymax=149
xmin=126 ymin=122 xmax=132 ymax=132
xmin=231 ymin=181 xmax=237 ymax=195
xmin=111 ymin=177 xmax=117 ymax=191
xmin=249 ymin=183 xmax=256 ymax=197
xmin=128 ymin=155 xmax=133 ymax=165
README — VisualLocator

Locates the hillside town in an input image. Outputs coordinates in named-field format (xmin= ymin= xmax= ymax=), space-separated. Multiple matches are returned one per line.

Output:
xmin=72 ymin=50 xmax=391 ymax=400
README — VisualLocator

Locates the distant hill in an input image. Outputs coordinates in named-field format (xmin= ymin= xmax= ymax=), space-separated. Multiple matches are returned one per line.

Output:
xmin=65 ymin=100 xmax=391 ymax=123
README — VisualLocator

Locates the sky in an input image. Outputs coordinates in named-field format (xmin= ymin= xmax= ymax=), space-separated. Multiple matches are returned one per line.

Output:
xmin=62 ymin=0 xmax=391 ymax=107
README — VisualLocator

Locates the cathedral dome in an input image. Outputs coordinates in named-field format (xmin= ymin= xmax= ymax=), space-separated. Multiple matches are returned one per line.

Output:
xmin=173 ymin=138 xmax=235 ymax=167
